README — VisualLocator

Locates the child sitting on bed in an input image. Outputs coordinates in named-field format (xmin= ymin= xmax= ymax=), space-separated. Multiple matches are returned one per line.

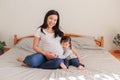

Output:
xmin=59 ymin=36 xmax=85 ymax=70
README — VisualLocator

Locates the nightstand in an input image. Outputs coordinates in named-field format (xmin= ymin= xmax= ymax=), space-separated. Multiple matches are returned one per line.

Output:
xmin=109 ymin=50 xmax=120 ymax=61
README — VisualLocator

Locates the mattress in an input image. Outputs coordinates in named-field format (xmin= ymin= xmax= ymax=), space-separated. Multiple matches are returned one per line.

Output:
xmin=0 ymin=46 xmax=120 ymax=80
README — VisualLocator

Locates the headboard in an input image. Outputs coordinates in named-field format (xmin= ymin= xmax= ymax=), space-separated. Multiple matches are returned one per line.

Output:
xmin=14 ymin=33 xmax=104 ymax=47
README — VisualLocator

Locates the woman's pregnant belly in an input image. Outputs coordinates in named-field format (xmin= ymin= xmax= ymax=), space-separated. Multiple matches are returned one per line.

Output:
xmin=42 ymin=42 xmax=63 ymax=55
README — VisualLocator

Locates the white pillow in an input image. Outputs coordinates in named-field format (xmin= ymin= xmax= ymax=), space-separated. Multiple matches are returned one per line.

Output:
xmin=15 ymin=38 xmax=36 ymax=53
xmin=71 ymin=37 xmax=104 ymax=50
xmin=72 ymin=37 xmax=96 ymax=46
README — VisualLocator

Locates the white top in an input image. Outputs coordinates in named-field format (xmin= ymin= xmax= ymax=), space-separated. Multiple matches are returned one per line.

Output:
xmin=34 ymin=28 xmax=63 ymax=56
xmin=59 ymin=48 xmax=77 ymax=60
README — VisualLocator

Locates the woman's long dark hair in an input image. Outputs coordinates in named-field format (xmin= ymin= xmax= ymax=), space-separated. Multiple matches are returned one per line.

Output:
xmin=39 ymin=10 xmax=64 ymax=37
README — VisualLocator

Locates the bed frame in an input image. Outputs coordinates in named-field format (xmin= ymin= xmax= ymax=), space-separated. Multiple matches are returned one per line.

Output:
xmin=14 ymin=33 xmax=104 ymax=47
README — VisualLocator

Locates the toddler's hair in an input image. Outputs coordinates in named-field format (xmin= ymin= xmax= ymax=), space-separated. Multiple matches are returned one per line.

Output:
xmin=60 ymin=36 xmax=72 ymax=49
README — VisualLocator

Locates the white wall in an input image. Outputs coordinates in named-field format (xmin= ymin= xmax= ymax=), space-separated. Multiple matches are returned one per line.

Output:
xmin=0 ymin=0 xmax=120 ymax=50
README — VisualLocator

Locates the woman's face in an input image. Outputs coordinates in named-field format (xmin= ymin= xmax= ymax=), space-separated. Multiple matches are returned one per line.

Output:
xmin=47 ymin=14 xmax=58 ymax=28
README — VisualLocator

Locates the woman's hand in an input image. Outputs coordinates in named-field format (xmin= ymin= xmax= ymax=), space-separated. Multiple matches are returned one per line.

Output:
xmin=45 ymin=52 xmax=58 ymax=60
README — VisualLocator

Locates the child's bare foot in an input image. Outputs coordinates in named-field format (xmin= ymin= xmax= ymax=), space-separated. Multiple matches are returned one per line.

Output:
xmin=17 ymin=57 xmax=24 ymax=62
xmin=78 ymin=65 xmax=85 ymax=70
xmin=60 ymin=62 xmax=67 ymax=70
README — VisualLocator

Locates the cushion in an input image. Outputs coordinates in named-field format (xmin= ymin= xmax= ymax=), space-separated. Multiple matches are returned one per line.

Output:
xmin=71 ymin=37 xmax=104 ymax=50
xmin=15 ymin=38 xmax=36 ymax=53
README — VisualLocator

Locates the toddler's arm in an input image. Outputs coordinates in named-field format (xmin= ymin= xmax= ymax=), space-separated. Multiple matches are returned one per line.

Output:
xmin=71 ymin=46 xmax=81 ymax=62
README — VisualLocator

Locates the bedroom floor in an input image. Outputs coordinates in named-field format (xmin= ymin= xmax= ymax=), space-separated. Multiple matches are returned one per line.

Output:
xmin=110 ymin=50 xmax=120 ymax=61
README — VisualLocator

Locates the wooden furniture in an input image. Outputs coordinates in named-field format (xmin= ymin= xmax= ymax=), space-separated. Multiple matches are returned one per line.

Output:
xmin=13 ymin=33 xmax=104 ymax=47
xmin=0 ymin=47 xmax=10 ymax=55
xmin=109 ymin=50 xmax=120 ymax=61
xmin=4 ymin=47 xmax=10 ymax=53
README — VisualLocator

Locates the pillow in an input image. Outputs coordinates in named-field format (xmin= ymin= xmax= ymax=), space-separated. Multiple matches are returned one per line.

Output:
xmin=80 ymin=45 xmax=104 ymax=50
xmin=15 ymin=38 xmax=36 ymax=53
xmin=71 ymin=37 xmax=104 ymax=50
xmin=72 ymin=37 xmax=96 ymax=46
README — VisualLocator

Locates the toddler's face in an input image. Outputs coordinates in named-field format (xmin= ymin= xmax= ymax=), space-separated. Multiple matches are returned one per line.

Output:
xmin=61 ymin=41 xmax=70 ymax=49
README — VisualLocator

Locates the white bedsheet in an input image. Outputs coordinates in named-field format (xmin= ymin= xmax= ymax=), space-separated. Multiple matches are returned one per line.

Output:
xmin=0 ymin=47 xmax=120 ymax=80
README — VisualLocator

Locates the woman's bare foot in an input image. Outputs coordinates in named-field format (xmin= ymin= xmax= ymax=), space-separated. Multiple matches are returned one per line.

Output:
xmin=60 ymin=62 xmax=67 ymax=70
xmin=78 ymin=65 xmax=85 ymax=70
xmin=17 ymin=57 xmax=25 ymax=62
xmin=17 ymin=57 xmax=28 ymax=67
xmin=21 ymin=64 xmax=28 ymax=67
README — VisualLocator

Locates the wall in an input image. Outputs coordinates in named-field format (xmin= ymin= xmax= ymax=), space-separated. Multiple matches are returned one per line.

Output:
xmin=0 ymin=0 xmax=120 ymax=50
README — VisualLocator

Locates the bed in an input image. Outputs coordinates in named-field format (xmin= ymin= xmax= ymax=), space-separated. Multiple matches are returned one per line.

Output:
xmin=0 ymin=33 xmax=120 ymax=80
